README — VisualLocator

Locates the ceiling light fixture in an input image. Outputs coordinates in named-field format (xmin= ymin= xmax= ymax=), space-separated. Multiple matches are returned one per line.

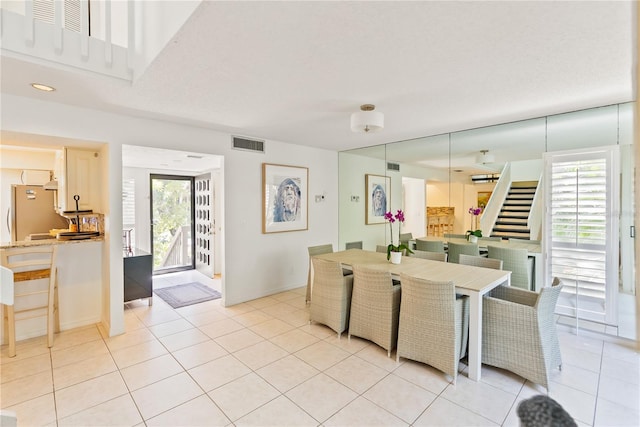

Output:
xmin=476 ymin=149 xmax=495 ymax=164
xmin=351 ymin=104 xmax=384 ymax=133
xmin=31 ymin=83 xmax=56 ymax=92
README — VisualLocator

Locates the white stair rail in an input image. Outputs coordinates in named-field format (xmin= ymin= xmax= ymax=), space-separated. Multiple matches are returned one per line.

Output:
xmin=480 ymin=162 xmax=512 ymax=236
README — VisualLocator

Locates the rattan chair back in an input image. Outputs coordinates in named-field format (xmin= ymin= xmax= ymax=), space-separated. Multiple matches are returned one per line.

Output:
xmin=348 ymin=265 xmax=401 ymax=357
xmin=305 ymin=244 xmax=335 ymax=303
xmin=459 ymin=254 xmax=503 ymax=270
xmin=447 ymin=242 xmax=479 ymax=263
xmin=415 ymin=239 xmax=445 ymax=253
xmin=309 ymin=258 xmax=353 ymax=337
xmin=487 ymin=245 xmax=531 ymax=289
xmin=396 ymin=274 xmax=469 ymax=382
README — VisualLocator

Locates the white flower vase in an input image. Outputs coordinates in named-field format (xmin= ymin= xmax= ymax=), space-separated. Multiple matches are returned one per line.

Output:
xmin=468 ymin=235 xmax=478 ymax=243
xmin=390 ymin=251 xmax=402 ymax=264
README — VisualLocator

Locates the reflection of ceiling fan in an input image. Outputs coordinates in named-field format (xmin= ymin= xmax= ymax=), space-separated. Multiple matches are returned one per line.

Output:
xmin=473 ymin=150 xmax=500 ymax=172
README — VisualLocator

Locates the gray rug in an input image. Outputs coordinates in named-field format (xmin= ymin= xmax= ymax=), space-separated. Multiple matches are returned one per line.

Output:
xmin=154 ymin=282 xmax=221 ymax=309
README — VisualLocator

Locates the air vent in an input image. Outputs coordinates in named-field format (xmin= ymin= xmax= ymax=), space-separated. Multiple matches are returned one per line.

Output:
xmin=387 ymin=162 xmax=400 ymax=172
xmin=232 ymin=136 xmax=265 ymax=153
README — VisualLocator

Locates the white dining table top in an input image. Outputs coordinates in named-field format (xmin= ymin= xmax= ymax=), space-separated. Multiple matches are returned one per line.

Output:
xmin=314 ymin=249 xmax=511 ymax=294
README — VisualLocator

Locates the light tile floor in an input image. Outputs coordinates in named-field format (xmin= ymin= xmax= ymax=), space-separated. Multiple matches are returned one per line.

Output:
xmin=1 ymin=271 xmax=639 ymax=426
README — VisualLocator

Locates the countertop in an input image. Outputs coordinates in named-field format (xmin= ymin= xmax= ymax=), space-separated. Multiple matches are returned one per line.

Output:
xmin=0 ymin=236 xmax=104 ymax=249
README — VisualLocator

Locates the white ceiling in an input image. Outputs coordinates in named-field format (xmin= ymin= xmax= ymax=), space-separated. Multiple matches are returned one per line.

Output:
xmin=1 ymin=1 xmax=635 ymax=159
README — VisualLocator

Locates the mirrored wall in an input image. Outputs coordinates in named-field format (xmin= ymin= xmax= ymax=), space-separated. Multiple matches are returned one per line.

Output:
xmin=338 ymin=102 xmax=635 ymax=335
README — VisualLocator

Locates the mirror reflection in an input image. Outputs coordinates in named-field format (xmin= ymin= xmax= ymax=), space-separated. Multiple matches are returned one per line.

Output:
xmin=338 ymin=102 xmax=635 ymax=339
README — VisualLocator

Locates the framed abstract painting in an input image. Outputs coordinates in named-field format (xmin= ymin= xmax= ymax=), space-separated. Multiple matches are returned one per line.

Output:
xmin=262 ymin=163 xmax=308 ymax=233
xmin=365 ymin=174 xmax=390 ymax=225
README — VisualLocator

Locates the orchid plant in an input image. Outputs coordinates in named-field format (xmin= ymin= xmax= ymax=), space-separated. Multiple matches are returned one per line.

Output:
xmin=466 ymin=206 xmax=483 ymax=239
xmin=385 ymin=209 xmax=414 ymax=260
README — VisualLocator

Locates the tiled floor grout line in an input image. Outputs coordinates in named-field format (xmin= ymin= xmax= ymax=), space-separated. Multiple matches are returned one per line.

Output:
xmin=3 ymin=274 xmax=638 ymax=426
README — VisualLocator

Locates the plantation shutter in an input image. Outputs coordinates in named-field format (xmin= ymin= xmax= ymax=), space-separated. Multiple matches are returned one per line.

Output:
xmin=545 ymin=146 xmax=619 ymax=326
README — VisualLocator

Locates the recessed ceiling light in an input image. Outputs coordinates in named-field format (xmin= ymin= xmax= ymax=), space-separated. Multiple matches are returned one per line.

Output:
xmin=31 ymin=83 xmax=56 ymax=92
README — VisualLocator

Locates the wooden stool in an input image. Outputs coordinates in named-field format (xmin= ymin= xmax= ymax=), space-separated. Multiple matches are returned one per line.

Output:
xmin=1 ymin=246 xmax=59 ymax=357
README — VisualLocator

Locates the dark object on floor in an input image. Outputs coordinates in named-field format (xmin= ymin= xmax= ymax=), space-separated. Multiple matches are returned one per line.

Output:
xmin=154 ymin=282 xmax=221 ymax=309
xmin=517 ymin=395 xmax=577 ymax=427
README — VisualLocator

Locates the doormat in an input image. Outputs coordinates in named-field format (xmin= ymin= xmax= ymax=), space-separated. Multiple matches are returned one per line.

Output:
xmin=154 ymin=282 xmax=221 ymax=309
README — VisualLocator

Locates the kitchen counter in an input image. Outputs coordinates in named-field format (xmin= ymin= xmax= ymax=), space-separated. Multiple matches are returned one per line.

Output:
xmin=0 ymin=235 xmax=104 ymax=249
xmin=0 ymin=238 xmax=104 ymax=342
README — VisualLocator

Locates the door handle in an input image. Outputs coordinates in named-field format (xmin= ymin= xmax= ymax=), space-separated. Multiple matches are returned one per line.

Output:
xmin=6 ymin=208 xmax=10 ymax=235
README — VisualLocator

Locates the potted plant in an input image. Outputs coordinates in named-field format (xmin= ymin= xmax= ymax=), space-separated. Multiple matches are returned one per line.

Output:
xmin=385 ymin=210 xmax=413 ymax=263
xmin=466 ymin=207 xmax=483 ymax=243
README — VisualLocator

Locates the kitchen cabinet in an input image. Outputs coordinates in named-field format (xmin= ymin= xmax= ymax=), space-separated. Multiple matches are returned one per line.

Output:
xmin=123 ymin=248 xmax=153 ymax=305
xmin=55 ymin=148 xmax=102 ymax=213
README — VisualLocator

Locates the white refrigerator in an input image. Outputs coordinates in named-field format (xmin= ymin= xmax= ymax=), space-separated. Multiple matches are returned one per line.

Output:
xmin=9 ymin=185 xmax=69 ymax=241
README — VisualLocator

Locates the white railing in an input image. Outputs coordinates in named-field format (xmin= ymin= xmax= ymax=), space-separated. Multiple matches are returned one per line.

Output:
xmin=1 ymin=0 xmax=133 ymax=79
xmin=160 ymin=225 xmax=190 ymax=268
xmin=480 ymin=162 xmax=512 ymax=235
xmin=527 ymin=173 xmax=544 ymax=240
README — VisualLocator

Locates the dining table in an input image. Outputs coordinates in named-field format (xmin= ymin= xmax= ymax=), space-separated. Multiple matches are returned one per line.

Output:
xmin=415 ymin=236 xmax=542 ymax=291
xmin=313 ymin=249 xmax=511 ymax=382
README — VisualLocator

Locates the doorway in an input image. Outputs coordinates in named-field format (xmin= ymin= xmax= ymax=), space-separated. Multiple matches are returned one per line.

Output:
xmin=150 ymin=174 xmax=195 ymax=274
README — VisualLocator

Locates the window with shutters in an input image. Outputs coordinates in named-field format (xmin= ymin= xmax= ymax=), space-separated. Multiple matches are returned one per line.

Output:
xmin=545 ymin=146 xmax=619 ymax=327
xmin=122 ymin=177 xmax=135 ymax=228
xmin=33 ymin=0 xmax=83 ymax=33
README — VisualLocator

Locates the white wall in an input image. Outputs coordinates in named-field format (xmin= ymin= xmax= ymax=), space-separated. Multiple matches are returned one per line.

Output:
xmin=2 ymin=93 xmax=338 ymax=337
xmin=133 ymin=1 xmax=202 ymax=80
xmin=511 ymin=159 xmax=543 ymax=182
xmin=402 ymin=177 xmax=425 ymax=238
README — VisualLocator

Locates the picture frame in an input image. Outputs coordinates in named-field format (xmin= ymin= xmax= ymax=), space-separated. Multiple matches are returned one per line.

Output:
xmin=262 ymin=163 xmax=308 ymax=233
xmin=365 ymin=174 xmax=391 ymax=224
xmin=477 ymin=191 xmax=492 ymax=210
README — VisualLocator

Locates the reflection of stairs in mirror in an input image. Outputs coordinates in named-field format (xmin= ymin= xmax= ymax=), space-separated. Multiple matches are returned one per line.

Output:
xmin=491 ymin=181 xmax=537 ymax=239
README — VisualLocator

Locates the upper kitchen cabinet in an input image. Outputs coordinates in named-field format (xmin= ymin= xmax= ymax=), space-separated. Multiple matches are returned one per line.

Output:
xmin=56 ymin=147 xmax=103 ymax=213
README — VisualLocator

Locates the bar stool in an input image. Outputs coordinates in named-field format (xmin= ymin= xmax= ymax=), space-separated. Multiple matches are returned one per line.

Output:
xmin=1 ymin=246 xmax=59 ymax=357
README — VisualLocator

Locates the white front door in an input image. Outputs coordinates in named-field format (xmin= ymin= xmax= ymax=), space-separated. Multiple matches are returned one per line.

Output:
xmin=195 ymin=173 xmax=214 ymax=278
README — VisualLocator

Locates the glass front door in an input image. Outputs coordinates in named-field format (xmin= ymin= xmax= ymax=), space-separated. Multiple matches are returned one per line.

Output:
xmin=150 ymin=174 xmax=195 ymax=274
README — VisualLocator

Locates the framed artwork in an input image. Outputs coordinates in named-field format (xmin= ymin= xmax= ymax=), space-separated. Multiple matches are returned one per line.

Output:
xmin=262 ymin=163 xmax=308 ymax=233
xmin=365 ymin=174 xmax=391 ymax=224
xmin=477 ymin=191 xmax=492 ymax=210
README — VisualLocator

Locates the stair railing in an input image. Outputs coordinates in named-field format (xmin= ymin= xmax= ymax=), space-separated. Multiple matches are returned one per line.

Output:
xmin=527 ymin=173 xmax=544 ymax=240
xmin=480 ymin=162 xmax=511 ymax=236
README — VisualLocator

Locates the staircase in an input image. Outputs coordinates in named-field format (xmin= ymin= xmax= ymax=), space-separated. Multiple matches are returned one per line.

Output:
xmin=491 ymin=181 xmax=537 ymax=239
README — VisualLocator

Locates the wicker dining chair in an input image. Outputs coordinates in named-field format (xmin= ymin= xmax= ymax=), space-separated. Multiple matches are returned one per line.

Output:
xmin=345 ymin=241 xmax=363 ymax=250
xmin=458 ymin=254 xmax=503 ymax=270
xmin=307 ymin=244 xmax=352 ymax=303
xmin=396 ymin=275 xmax=469 ymax=383
xmin=415 ymin=239 xmax=446 ymax=253
xmin=376 ymin=245 xmax=387 ymax=253
xmin=306 ymin=244 xmax=333 ymax=303
xmin=444 ymin=233 xmax=468 ymax=239
xmin=410 ymin=249 xmax=447 ymax=262
xmin=447 ymin=241 xmax=479 ymax=264
xmin=309 ymin=258 xmax=354 ymax=338
xmin=399 ymin=232 xmax=414 ymax=251
xmin=487 ymin=245 xmax=532 ymax=290
xmin=482 ymin=277 xmax=563 ymax=390
xmin=348 ymin=265 xmax=401 ymax=357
